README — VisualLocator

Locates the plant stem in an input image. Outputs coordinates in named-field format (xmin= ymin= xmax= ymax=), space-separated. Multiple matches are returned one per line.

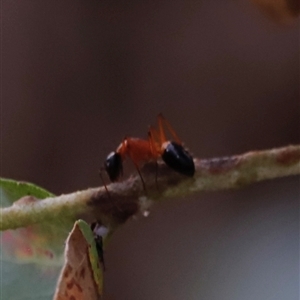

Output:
xmin=1 ymin=145 xmax=299 ymax=231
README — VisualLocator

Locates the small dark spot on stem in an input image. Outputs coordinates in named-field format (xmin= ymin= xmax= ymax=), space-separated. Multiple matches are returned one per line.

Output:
xmin=87 ymin=191 xmax=139 ymax=224
xmin=276 ymin=148 xmax=300 ymax=165
xmin=200 ymin=156 xmax=239 ymax=174
xmin=13 ymin=196 xmax=38 ymax=206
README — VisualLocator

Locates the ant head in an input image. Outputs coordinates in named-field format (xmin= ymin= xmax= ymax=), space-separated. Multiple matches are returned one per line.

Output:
xmin=161 ymin=142 xmax=195 ymax=177
xmin=105 ymin=151 xmax=123 ymax=182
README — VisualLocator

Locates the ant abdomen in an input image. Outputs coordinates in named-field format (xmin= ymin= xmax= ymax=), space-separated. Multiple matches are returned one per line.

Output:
xmin=161 ymin=142 xmax=195 ymax=177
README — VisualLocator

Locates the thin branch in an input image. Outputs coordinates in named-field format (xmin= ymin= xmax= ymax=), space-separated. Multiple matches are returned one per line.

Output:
xmin=1 ymin=145 xmax=299 ymax=231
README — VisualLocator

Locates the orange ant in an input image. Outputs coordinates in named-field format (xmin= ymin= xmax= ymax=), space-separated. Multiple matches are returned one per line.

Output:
xmin=103 ymin=114 xmax=195 ymax=190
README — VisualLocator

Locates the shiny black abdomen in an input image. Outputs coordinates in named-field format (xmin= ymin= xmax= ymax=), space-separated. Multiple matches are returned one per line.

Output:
xmin=162 ymin=142 xmax=195 ymax=177
xmin=105 ymin=152 xmax=123 ymax=182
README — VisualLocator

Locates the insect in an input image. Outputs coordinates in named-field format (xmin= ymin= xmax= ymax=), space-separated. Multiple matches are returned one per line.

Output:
xmin=90 ymin=222 xmax=107 ymax=271
xmin=104 ymin=114 xmax=195 ymax=189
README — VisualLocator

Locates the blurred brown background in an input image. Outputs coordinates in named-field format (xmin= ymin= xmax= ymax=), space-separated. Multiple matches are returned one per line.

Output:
xmin=2 ymin=0 xmax=299 ymax=299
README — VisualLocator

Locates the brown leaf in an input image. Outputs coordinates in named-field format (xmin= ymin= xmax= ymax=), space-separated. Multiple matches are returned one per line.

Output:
xmin=53 ymin=220 xmax=103 ymax=300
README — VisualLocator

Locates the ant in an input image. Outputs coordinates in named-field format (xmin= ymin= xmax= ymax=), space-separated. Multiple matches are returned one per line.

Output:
xmin=90 ymin=222 xmax=107 ymax=271
xmin=102 ymin=114 xmax=195 ymax=190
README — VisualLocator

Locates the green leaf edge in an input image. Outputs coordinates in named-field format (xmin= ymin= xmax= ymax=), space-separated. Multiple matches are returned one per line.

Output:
xmin=77 ymin=219 xmax=104 ymax=295
xmin=0 ymin=177 xmax=55 ymax=203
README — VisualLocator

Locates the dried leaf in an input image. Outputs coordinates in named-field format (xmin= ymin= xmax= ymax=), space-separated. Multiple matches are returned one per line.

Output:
xmin=53 ymin=220 xmax=103 ymax=300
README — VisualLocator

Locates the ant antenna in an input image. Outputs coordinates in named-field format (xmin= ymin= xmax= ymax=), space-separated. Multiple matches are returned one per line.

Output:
xmin=148 ymin=130 xmax=159 ymax=190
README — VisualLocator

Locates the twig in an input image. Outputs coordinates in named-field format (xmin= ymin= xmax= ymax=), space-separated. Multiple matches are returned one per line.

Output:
xmin=1 ymin=145 xmax=299 ymax=231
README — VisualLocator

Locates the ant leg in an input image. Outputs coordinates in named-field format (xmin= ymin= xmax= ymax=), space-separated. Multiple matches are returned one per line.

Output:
xmin=99 ymin=169 xmax=111 ymax=198
xmin=157 ymin=113 xmax=182 ymax=145
xmin=157 ymin=114 xmax=167 ymax=144
xmin=148 ymin=130 xmax=159 ymax=189
xmin=133 ymin=162 xmax=147 ymax=192
xmin=148 ymin=126 xmax=161 ymax=150
xmin=125 ymin=138 xmax=147 ymax=192
xmin=99 ymin=168 xmax=122 ymax=212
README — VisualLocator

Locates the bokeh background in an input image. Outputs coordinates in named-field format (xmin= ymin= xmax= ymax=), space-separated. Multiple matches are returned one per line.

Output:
xmin=2 ymin=0 xmax=299 ymax=299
